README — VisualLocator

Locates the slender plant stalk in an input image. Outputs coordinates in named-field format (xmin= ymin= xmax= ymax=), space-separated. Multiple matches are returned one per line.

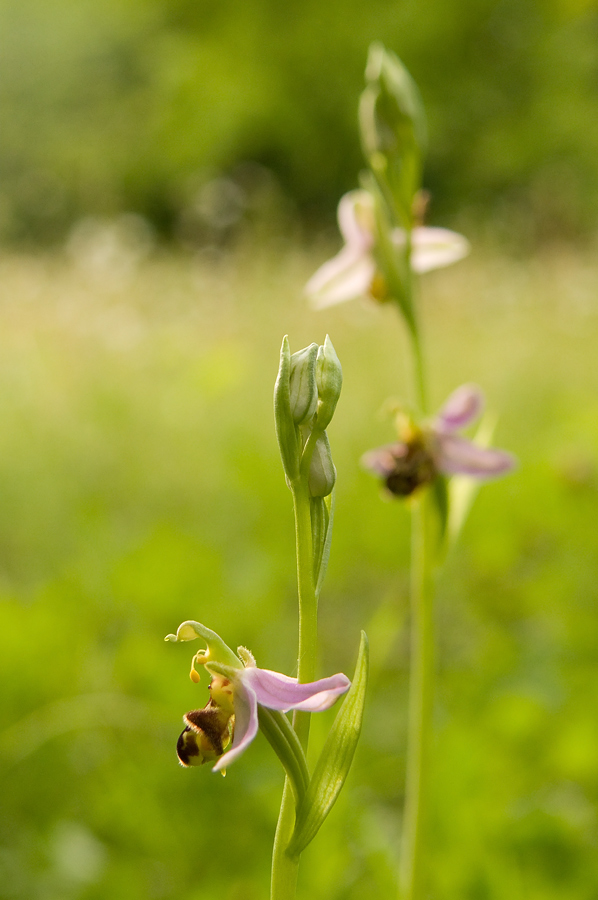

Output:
xmin=271 ymin=781 xmax=300 ymax=900
xmin=399 ymin=482 xmax=436 ymax=900
xmin=270 ymin=478 xmax=318 ymax=900
xmin=291 ymin=478 xmax=319 ymax=744
xmin=397 ymin=269 xmax=435 ymax=900
xmin=401 ymin=264 xmax=426 ymax=416
xmin=409 ymin=323 xmax=427 ymax=416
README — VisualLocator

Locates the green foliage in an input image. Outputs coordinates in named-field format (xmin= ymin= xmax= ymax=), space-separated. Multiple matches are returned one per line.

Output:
xmin=360 ymin=43 xmax=426 ymax=229
xmin=289 ymin=631 xmax=369 ymax=857
xmin=274 ymin=336 xmax=300 ymax=481
xmin=0 ymin=244 xmax=597 ymax=898
xmin=2 ymin=0 xmax=598 ymax=243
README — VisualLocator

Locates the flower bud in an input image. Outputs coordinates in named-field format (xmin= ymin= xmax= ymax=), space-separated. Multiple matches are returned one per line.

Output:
xmin=289 ymin=343 xmax=319 ymax=425
xmin=315 ymin=336 xmax=342 ymax=430
xmin=359 ymin=43 xmax=426 ymax=227
xmin=308 ymin=431 xmax=337 ymax=498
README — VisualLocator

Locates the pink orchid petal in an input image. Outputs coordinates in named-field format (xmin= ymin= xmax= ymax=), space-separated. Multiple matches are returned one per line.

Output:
xmin=361 ymin=443 xmax=408 ymax=477
xmin=412 ymin=227 xmax=470 ymax=273
xmin=212 ymin=681 xmax=258 ymax=772
xmin=337 ymin=190 xmax=376 ymax=250
xmin=392 ymin=226 xmax=470 ymax=273
xmin=437 ymin=435 xmax=516 ymax=478
xmin=436 ymin=384 xmax=484 ymax=433
xmin=242 ymin=667 xmax=350 ymax=713
xmin=305 ymin=247 xmax=376 ymax=309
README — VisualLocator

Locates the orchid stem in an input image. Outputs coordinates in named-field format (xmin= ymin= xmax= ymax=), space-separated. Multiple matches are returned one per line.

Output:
xmin=271 ymin=781 xmax=300 ymax=900
xmin=397 ymin=263 xmax=434 ymax=900
xmin=403 ymin=261 xmax=427 ymax=417
xmin=399 ymin=491 xmax=435 ymax=900
xmin=291 ymin=479 xmax=319 ymax=743
xmin=270 ymin=479 xmax=318 ymax=900
xmin=410 ymin=324 xmax=427 ymax=417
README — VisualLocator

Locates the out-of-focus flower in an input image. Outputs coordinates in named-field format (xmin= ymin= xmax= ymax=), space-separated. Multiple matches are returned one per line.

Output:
xmin=361 ymin=384 xmax=515 ymax=496
xmin=167 ymin=621 xmax=350 ymax=772
xmin=305 ymin=190 xmax=470 ymax=310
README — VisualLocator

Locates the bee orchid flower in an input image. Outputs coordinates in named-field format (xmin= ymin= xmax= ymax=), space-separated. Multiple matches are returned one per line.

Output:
xmin=166 ymin=621 xmax=350 ymax=772
xmin=305 ymin=189 xmax=470 ymax=310
xmin=361 ymin=384 xmax=515 ymax=496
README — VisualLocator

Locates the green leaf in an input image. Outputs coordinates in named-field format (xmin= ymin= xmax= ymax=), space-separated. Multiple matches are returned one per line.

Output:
xmin=287 ymin=631 xmax=369 ymax=858
xmin=257 ymin=707 xmax=309 ymax=806
xmin=315 ymin=490 xmax=335 ymax=598
xmin=310 ymin=495 xmax=326 ymax=585
xmin=273 ymin=336 xmax=300 ymax=481
xmin=431 ymin=474 xmax=449 ymax=548
xmin=447 ymin=412 xmax=499 ymax=547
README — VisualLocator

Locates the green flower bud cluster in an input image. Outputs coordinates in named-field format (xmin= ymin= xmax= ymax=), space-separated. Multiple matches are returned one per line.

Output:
xmin=359 ymin=42 xmax=426 ymax=230
xmin=274 ymin=335 xmax=342 ymax=497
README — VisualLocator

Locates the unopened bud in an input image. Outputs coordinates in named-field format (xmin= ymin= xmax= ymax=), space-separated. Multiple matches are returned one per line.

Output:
xmin=289 ymin=343 xmax=319 ymax=424
xmin=315 ymin=336 xmax=343 ymax=430
xmin=359 ymin=43 xmax=426 ymax=227
xmin=308 ymin=432 xmax=337 ymax=498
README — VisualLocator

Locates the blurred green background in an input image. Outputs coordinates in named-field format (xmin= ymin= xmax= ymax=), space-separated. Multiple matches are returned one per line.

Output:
xmin=1 ymin=246 xmax=597 ymax=899
xmin=1 ymin=1 xmax=598 ymax=899
xmin=3 ymin=0 xmax=598 ymax=245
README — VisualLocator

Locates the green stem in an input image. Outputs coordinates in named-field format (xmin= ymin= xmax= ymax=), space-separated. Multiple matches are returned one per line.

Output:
xmin=399 ymin=492 xmax=435 ymax=900
xmin=270 ymin=477 xmax=319 ymax=900
xmin=409 ymin=322 xmax=427 ymax=416
xmin=271 ymin=781 xmax=299 ymax=900
xmin=389 ymin=205 xmax=432 ymax=900
xmin=290 ymin=478 xmax=319 ymax=747
xmin=400 ymin=264 xmax=427 ymax=416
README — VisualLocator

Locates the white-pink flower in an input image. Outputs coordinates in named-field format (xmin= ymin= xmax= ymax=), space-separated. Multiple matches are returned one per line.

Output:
xmin=305 ymin=190 xmax=470 ymax=309
xmin=361 ymin=384 xmax=515 ymax=496
xmin=210 ymin=665 xmax=350 ymax=773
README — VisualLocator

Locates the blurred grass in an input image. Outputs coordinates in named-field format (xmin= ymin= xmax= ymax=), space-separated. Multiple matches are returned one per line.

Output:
xmin=0 ymin=238 xmax=597 ymax=899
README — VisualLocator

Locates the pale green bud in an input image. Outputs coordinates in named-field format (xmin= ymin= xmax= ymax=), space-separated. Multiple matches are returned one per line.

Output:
xmin=359 ymin=43 xmax=426 ymax=228
xmin=315 ymin=335 xmax=342 ymax=430
xmin=289 ymin=343 xmax=319 ymax=425
xmin=308 ymin=432 xmax=336 ymax=498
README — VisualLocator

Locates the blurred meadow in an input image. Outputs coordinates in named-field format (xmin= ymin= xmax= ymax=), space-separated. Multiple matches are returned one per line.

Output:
xmin=1 ymin=1 xmax=598 ymax=899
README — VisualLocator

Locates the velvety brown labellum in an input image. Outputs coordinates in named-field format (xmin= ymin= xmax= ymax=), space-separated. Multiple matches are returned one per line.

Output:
xmin=384 ymin=441 xmax=437 ymax=496
xmin=184 ymin=707 xmax=227 ymax=756
xmin=177 ymin=726 xmax=202 ymax=767
xmin=364 ymin=437 xmax=437 ymax=497
xmin=176 ymin=702 xmax=232 ymax=767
